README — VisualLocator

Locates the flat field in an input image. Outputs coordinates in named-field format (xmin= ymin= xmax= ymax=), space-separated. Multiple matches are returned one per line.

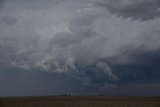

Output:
xmin=0 ymin=96 xmax=160 ymax=107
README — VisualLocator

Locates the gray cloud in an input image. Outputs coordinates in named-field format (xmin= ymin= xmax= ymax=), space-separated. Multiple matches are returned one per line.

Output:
xmin=0 ymin=0 xmax=160 ymax=95
xmin=97 ymin=0 xmax=160 ymax=21
xmin=0 ymin=0 xmax=4 ymax=9
xmin=0 ymin=16 xmax=18 ymax=25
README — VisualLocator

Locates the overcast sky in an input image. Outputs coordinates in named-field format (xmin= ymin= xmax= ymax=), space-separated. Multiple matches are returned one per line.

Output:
xmin=0 ymin=0 xmax=160 ymax=96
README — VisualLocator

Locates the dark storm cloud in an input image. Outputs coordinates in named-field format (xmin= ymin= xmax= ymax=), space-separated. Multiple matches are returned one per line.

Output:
xmin=0 ymin=0 xmax=61 ymax=10
xmin=0 ymin=0 xmax=4 ymax=8
xmin=0 ymin=70 xmax=84 ymax=96
xmin=97 ymin=0 xmax=160 ymax=21
xmin=0 ymin=0 xmax=160 ymax=96
xmin=100 ymin=82 xmax=160 ymax=96
xmin=0 ymin=16 xmax=18 ymax=25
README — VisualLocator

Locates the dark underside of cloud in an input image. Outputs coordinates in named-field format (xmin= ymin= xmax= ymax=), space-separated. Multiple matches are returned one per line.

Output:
xmin=97 ymin=0 xmax=160 ymax=21
xmin=0 ymin=0 xmax=160 ymax=96
xmin=0 ymin=52 xmax=160 ymax=96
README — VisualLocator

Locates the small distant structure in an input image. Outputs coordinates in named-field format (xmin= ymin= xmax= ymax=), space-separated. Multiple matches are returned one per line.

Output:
xmin=58 ymin=94 xmax=71 ymax=96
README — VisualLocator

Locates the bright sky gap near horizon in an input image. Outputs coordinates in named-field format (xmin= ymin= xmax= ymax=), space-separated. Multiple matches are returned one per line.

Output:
xmin=0 ymin=0 xmax=160 ymax=96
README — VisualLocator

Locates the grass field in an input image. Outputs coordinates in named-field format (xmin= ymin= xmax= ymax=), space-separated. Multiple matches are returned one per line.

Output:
xmin=0 ymin=96 xmax=160 ymax=107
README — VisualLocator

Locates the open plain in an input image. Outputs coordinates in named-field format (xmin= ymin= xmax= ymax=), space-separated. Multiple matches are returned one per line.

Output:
xmin=0 ymin=96 xmax=160 ymax=107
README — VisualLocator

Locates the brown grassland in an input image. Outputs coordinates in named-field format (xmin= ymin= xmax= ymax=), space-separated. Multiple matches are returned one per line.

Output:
xmin=0 ymin=96 xmax=160 ymax=107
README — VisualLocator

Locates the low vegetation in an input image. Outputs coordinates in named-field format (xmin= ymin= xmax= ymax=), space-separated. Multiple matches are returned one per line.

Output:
xmin=0 ymin=96 xmax=160 ymax=107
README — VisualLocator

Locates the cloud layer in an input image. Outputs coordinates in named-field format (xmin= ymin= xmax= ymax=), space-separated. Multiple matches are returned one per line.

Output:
xmin=0 ymin=0 xmax=160 ymax=95
xmin=97 ymin=0 xmax=160 ymax=21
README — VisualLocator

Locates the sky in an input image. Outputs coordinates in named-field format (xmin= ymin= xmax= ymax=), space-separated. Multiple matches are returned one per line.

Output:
xmin=0 ymin=0 xmax=160 ymax=96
